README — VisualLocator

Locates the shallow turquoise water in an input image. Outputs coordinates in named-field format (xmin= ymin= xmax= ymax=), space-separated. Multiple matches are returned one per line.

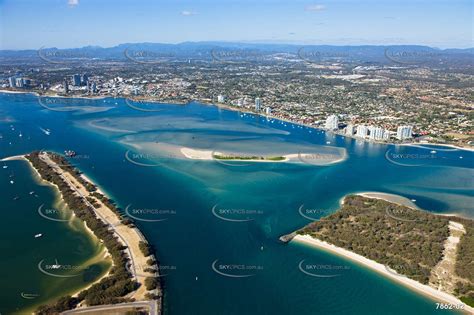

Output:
xmin=0 ymin=92 xmax=472 ymax=314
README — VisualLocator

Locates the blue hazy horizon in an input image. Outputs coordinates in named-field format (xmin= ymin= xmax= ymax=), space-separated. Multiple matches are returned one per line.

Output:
xmin=0 ymin=0 xmax=472 ymax=50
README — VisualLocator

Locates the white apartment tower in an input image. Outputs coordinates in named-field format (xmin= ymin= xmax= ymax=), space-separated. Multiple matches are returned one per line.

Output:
xmin=255 ymin=97 xmax=262 ymax=111
xmin=356 ymin=125 xmax=368 ymax=138
xmin=397 ymin=125 xmax=413 ymax=140
xmin=325 ymin=115 xmax=339 ymax=130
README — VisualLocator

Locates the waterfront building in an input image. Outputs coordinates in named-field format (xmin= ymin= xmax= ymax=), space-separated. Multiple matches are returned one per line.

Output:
xmin=325 ymin=115 xmax=339 ymax=130
xmin=91 ymin=82 xmax=97 ymax=93
xmin=255 ymin=97 xmax=261 ymax=111
xmin=72 ymin=74 xmax=81 ymax=86
xmin=8 ymin=77 xmax=16 ymax=88
xmin=15 ymin=78 xmax=24 ymax=88
xmin=371 ymin=127 xmax=385 ymax=140
xmin=265 ymin=107 xmax=272 ymax=115
xmin=217 ymin=94 xmax=225 ymax=103
xmin=63 ymin=78 xmax=69 ymax=93
xmin=345 ymin=124 xmax=355 ymax=136
xmin=81 ymin=74 xmax=89 ymax=86
xmin=397 ymin=125 xmax=413 ymax=140
xmin=356 ymin=125 xmax=368 ymax=138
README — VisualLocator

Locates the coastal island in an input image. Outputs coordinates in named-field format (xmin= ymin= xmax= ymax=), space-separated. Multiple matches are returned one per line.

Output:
xmin=18 ymin=151 xmax=162 ymax=314
xmin=212 ymin=153 xmax=286 ymax=161
xmin=178 ymin=147 xmax=347 ymax=165
xmin=283 ymin=195 xmax=474 ymax=313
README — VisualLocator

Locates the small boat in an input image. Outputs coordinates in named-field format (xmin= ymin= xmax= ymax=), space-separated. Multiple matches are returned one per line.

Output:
xmin=326 ymin=141 xmax=331 ymax=144
xmin=195 ymin=276 xmax=198 ymax=281
xmin=430 ymin=150 xmax=436 ymax=154
xmin=13 ymin=196 xmax=20 ymax=201
xmin=39 ymin=127 xmax=51 ymax=136
xmin=411 ymin=199 xmax=416 ymax=202
xmin=34 ymin=233 xmax=42 ymax=238
xmin=29 ymin=191 xmax=35 ymax=195
xmin=9 ymin=180 xmax=14 ymax=184
xmin=19 ymin=132 xmax=23 ymax=137
xmin=2 ymin=165 xmax=7 ymax=169
xmin=459 ymin=156 xmax=463 ymax=159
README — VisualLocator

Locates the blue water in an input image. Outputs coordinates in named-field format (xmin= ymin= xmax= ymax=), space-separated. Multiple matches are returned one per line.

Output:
xmin=1 ymin=92 xmax=472 ymax=315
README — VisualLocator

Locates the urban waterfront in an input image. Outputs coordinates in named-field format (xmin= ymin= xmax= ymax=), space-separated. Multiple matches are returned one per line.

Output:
xmin=0 ymin=92 xmax=472 ymax=314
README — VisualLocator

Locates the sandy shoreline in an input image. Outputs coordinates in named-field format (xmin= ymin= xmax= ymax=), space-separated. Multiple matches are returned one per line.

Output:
xmin=355 ymin=191 xmax=420 ymax=209
xmin=293 ymin=234 xmax=474 ymax=314
xmin=1 ymin=154 xmax=27 ymax=162
xmin=355 ymin=191 xmax=469 ymax=219
xmin=180 ymin=147 xmax=346 ymax=165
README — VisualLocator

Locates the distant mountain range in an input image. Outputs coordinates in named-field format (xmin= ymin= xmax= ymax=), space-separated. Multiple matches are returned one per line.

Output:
xmin=1 ymin=42 xmax=472 ymax=64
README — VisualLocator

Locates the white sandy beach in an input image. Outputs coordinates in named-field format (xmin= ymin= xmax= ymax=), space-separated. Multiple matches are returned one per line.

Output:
xmin=293 ymin=234 xmax=474 ymax=314
xmin=180 ymin=147 xmax=347 ymax=164
xmin=356 ymin=191 xmax=420 ymax=209
xmin=0 ymin=154 xmax=26 ymax=162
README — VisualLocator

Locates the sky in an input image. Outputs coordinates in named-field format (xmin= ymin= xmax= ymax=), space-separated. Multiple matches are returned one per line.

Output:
xmin=0 ymin=0 xmax=472 ymax=50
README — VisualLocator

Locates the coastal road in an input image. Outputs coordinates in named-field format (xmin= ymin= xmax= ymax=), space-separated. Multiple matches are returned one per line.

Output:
xmin=61 ymin=300 xmax=158 ymax=315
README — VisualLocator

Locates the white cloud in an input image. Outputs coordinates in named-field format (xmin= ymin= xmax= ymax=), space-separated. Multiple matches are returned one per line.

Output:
xmin=181 ymin=10 xmax=197 ymax=16
xmin=68 ymin=0 xmax=79 ymax=7
xmin=305 ymin=4 xmax=326 ymax=12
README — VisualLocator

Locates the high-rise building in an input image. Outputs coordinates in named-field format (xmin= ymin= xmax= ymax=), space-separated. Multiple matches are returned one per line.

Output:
xmin=81 ymin=74 xmax=89 ymax=86
xmin=325 ymin=115 xmax=339 ymax=130
xmin=91 ymin=82 xmax=97 ymax=93
xmin=356 ymin=125 xmax=368 ymax=138
xmin=369 ymin=127 xmax=385 ymax=140
xmin=255 ymin=97 xmax=261 ymax=111
xmin=265 ymin=107 xmax=272 ymax=115
xmin=383 ymin=130 xmax=391 ymax=140
xmin=397 ymin=125 xmax=413 ymax=140
xmin=217 ymin=95 xmax=225 ymax=103
xmin=345 ymin=124 xmax=355 ymax=136
xmin=63 ymin=78 xmax=69 ymax=93
xmin=15 ymin=78 xmax=24 ymax=88
xmin=8 ymin=77 xmax=16 ymax=88
xmin=72 ymin=74 xmax=81 ymax=86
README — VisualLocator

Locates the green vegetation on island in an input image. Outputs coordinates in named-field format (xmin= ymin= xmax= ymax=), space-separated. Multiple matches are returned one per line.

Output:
xmin=212 ymin=154 xmax=285 ymax=161
xmin=297 ymin=195 xmax=474 ymax=306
